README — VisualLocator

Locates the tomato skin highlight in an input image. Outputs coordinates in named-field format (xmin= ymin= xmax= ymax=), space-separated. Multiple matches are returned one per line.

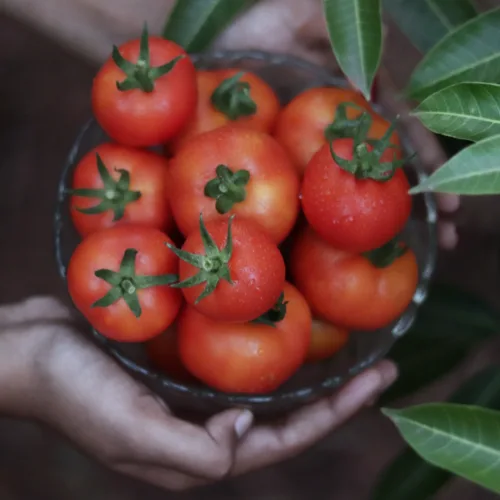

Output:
xmin=169 ymin=126 xmax=300 ymax=244
xmin=170 ymin=69 xmax=280 ymax=153
xmin=175 ymin=217 xmax=286 ymax=323
xmin=274 ymin=87 xmax=401 ymax=176
xmin=290 ymin=226 xmax=419 ymax=331
xmin=70 ymin=143 xmax=173 ymax=237
xmin=301 ymin=139 xmax=412 ymax=254
xmin=67 ymin=225 xmax=182 ymax=342
xmin=306 ymin=319 xmax=350 ymax=363
xmin=92 ymin=37 xmax=197 ymax=147
xmin=178 ymin=282 xmax=312 ymax=394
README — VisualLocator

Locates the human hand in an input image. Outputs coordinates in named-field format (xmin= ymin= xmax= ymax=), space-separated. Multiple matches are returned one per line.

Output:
xmin=0 ymin=296 xmax=397 ymax=491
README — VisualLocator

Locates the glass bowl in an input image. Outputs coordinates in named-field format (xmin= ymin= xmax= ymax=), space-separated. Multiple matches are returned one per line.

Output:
xmin=54 ymin=50 xmax=438 ymax=417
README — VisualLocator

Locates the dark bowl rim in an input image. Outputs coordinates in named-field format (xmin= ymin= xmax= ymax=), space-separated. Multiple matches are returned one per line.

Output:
xmin=54 ymin=49 xmax=438 ymax=408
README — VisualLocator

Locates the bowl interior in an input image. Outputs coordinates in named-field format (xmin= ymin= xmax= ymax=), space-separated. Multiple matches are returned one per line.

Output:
xmin=54 ymin=50 xmax=438 ymax=417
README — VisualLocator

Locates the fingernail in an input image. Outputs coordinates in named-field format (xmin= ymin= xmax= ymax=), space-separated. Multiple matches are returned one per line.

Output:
xmin=234 ymin=410 xmax=254 ymax=438
xmin=339 ymin=370 xmax=384 ymax=410
xmin=380 ymin=361 xmax=398 ymax=390
xmin=438 ymin=222 xmax=458 ymax=250
xmin=437 ymin=193 xmax=460 ymax=213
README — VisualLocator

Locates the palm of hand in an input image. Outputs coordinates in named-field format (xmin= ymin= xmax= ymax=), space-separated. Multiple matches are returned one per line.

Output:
xmin=0 ymin=296 xmax=396 ymax=491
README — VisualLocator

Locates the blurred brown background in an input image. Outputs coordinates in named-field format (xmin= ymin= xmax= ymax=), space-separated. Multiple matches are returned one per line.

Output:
xmin=2 ymin=3 xmax=500 ymax=499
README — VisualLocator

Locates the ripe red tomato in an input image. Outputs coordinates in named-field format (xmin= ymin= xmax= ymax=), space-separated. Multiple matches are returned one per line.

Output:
xmin=92 ymin=26 xmax=197 ymax=147
xmin=170 ymin=69 xmax=280 ymax=153
xmin=178 ymin=282 xmax=312 ymax=394
xmin=290 ymin=226 xmax=418 ymax=331
xmin=306 ymin=319 xmax=350 ymax=363
xmin=301 ymin=138 xmax=412 ymax=253
xmin=274 ymin=87 xmax=401 ymax=175
xmin=69 ymin=143 xmax=173 ymax=237
xmin=169 ymin=126 xmax=300 ymax=244
xmin=67 ymin=225 xmax=182 ymax=342
xmin=168 ymin=216 xmax=286 ymax=323
xmin=145 ymin=324 xmax=196 ymax=384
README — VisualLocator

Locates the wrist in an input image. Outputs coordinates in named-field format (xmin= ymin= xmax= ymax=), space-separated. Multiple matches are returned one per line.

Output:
xmin=0 ymin=319 xmax=63 ymax=419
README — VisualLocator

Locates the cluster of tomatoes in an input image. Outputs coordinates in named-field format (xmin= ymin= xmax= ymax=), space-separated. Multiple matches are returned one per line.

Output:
xmin=66 ymin=26 xmax=418 ymax=395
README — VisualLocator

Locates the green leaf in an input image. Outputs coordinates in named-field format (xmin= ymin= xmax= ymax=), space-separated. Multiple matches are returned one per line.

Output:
xmin=162 ymin=0 xmax=258 ymax=52
xmin=383 ymin=403 xmax=500 ymax=494
xmin=409 ymin=134 xmax=500 ymax=195
xmin=322 ymin=0 xmax=383 ymax=100
xmin=408 ymin=8 xmax=500 ymax=101
xmin=384 ymin=0 xmax=477 ymax=54
xmin=374 ymin=366 xmax=500 ymax=500
xmin=380 ymin=284 xmax=500 ymax=405
xmin=414 ymin=83 xmax=500 ymax=142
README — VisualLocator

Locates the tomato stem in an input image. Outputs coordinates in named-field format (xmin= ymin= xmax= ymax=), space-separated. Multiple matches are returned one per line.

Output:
xmin=329 ymin=113 xmax=406 ymax=182
xmin=363 ymin=238 xmax=408 ymax=268
xmin=324 ymin=101 xmax=369 ymax=143
xmin=252 ymin=292 xmax=288 ymax=327
xmin=112 ymin=23 xmax=184 ymax=93
xmin=91 ymin=248 xmax=178 ymax=318
xmin=211 ymin=72 xmax=257 ymax=120
xmin=68 ymin=153 xmax=142 ymax=221
xmin=204 ymin=165 xmax=250 ymax=214
xmin=167 ymin=214 xmax=234 ymax=303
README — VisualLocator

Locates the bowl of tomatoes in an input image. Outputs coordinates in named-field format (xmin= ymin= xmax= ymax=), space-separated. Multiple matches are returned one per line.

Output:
xmin=54 ymin=31 xmax=437 ymax=417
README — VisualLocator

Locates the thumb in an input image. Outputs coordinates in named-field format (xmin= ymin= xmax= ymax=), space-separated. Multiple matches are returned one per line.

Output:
xmin=206 ymin=408 xmax=254 ymax=444
xmin=203 ymin=408 xmax=254 ymax=478
xmin=0 ymin=296 xmax=72 ymax=326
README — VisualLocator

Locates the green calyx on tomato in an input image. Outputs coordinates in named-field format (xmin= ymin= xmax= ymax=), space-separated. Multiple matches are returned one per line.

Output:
xmin=204 ymin=164 xmax=250 ymax=214
xmin=69 ymin=153 xmax=141 ymax=221
xmin=252 ymin=292 xmax=288 ymax=327
xmin=167 ymin=214 xmax=234 ymax=303
xmin=329 ymin=112 xmax=406 ymax=182
xmin=324 ymin=101 xmax=368 ymax=142
xmin=91 ymin=248 xmax=178 ymax=318
xmin=112 ymin=23 xmax=184 ymax=93
xmin=211 ymin=72 xmax=257 ymax=120
xmin=363 ymin=238 xmax=408 ymax=268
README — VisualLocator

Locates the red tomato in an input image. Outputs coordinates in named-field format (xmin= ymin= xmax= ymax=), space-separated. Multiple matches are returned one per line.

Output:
xmin=92 ymin=27 xmax=197 ymax=147
xmin=169 ymin=216 xmax=286 ymax=323
xmin=301 ymin=138 xmax=412 ymax=253
xmin=169 ymin=126 xmax=300 ymax=244
xmin=290 ymin=226 xmax=418 ymax=331
xmin=178 ymin=282 xmax=312 ymax=393
xmin=170 ymin=69 xmax=280 ymax=153
xmin=145 ymin=324 xmax=196 ymax=384
xmin=67 ymin=225 xmax=182 ymax=342
xmin=306 ymin=319 xmax=350 ymax=363
xmin=274 ymin=87 xmax=401 ymax=176
xmin=69 ymin=143 xmax=173 ymax=237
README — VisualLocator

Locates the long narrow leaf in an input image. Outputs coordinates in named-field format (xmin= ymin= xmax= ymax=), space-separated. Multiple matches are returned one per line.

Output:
xmin=384 ymin=0 xmax=477 ymax=53
xmin=408 ymin=8 xmax=500 ymax=101
xmin=323 ymin=0 xmax=383 ymax=100
xmin=409 ymin=134 xmax=500 ymax=195
xmin=162 ymin=0 xmax=257 ymax=52
xmin=383 ymin=404 xmax=500 ymax=494
xmin=374 ymin=367 xmax=500 ymax=500
xmin=414 ymin=82 xmax=500 ymax=142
